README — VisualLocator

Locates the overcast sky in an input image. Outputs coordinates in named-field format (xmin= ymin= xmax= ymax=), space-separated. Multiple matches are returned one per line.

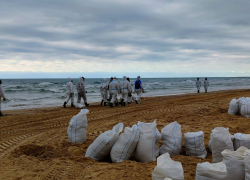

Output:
xmin=1 ymin=0 xmax=250 ymax=78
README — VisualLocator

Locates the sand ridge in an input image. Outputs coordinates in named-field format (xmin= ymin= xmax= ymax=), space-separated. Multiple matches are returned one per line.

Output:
xmin=0 ymin=89 xmax=250 ymax=179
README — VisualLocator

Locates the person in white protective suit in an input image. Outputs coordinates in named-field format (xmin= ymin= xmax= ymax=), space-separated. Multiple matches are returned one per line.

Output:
xmin=63 ymin=77 xmax=75 ymax=108
xmin=126 ymin=77 xmax=135 ymax=104
xmin=119 ymin=76 xmax=132 ymax=106
xmin=76 ymin=77 xmax=89 ymax=107
xmin=109 ymin=76 xmax=120 ymax=108
xmin=0 ymin=80 xmax=6 ymax=116
xmin=108 ymin=77 xmax=113 ymax=102
xmin=100 ymin=78 xmax=108 ymax=106
xmin=203 ymin=78 xmax=209 ymax=93
xmin=134 ymin=76 xmax=144 ymax=104
xmin=196 ymin=78 xmax=201 ymax=93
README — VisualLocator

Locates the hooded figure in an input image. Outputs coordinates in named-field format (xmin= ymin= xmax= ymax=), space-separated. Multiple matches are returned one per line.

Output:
xmin=76 ymin=77 xmax=89 ymax=107
xmin=203 ymin=78 xmax=209 ymax=93
xmin=196 ymin=78 xmax=201 ymax=93
xmin=63 ymin=77 xmax=75 ymax=108
xmin=134 ymin=76 xmax=144 ymax=104
xmin=119 ymin=76 xmax=132 ymax=106
xmin=100 ymin=78 xmax=108 ymax=106
xmin=0 ymin=80 xmax=6 ymax=116
xmin=108 ymin=77 xmax=113 ymax=101
xmin=109 ymin=76 xmax=120 ymax=107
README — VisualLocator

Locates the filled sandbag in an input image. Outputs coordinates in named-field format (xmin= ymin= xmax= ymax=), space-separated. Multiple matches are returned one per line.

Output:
xmin=75 ymin=103 xmax=85 ymax=109
xmin=184 ymin=131 xmax=207 ymax=159
xmin=85 ymin=123 xmax=123 ymax=161
xmin=244 ymin=150 xmax=250 ymax=180
xmin=234 ymin=133 xmax=250 ymax=150
xmin=135 ymin=120 xmax=161 ymax=162
xmin=67 ymin=109 xmax=89 ymax=143
xmin=159 ymin=121 xmax=182 ymax=156
xmin=209 ymin=134 xmax=234 ymax=153
xmin=195 ymin=162 xmax=227 ymax=180
xmin=222 ymin=146 xmax=247 ymax=180
xmin=240 ymin=100 xmax=250 ymax=118
xmin=238 ymin=97 xmax=246 ymax=112
xmin=152 ymin=153 xmax=184 ymax=180
xmin=209 ymin=127 xmax=234 ymax=163
xmin=228 ymin=98 xmax=239 ymax=115
xmin=110 ymin=124 xmax=140 ymax=163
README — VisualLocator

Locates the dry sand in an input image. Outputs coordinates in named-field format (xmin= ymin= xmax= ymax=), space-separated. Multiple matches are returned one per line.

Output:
xmin=0 ymin=89 xmax=250 ymax=180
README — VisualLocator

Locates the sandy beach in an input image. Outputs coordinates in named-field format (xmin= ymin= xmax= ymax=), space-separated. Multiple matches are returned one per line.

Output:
xmin=0 ymin=89 xmax=250 ymax=179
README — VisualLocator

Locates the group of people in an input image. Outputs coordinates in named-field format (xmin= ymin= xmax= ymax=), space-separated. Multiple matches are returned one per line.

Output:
xmin=196 ymin=78 xmax=209 ymax=93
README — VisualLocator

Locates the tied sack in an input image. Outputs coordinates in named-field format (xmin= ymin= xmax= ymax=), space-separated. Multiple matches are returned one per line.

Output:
xmin=234 ymin=133 xmax=250 ymax=150
xmin=195 ymin=162 xmax=227 ymax=180
xmin=222 ymin=146 xmax=248 ymax=180
xmin=151 ymin=153 xmax=184 ymax=180
xmin=184 ymin=131 xmax=207 ymax=159
xmin=135 ymin=120 xmax=161 ymax=162
xmin=240 ymin=99 xmax=250 ymax=118
xmin=159 ymin=121 xmax=182 ymax=156
xmin=110 ymin=124 xmax=140 ymax=163
xmin=209 ymin=127 xmax=234 ymax=163
xmin=85 ymin=123 xmax=123 ymax=161
xmin=67 ymin=109 xmax=89 ymax=143
xmin=238 ymin=97 xmax=246 ymax=113
xmin=228 ymin=99 xmax=239 ymax=115
xmin=244 ymin=150 xmax=250 ymax=180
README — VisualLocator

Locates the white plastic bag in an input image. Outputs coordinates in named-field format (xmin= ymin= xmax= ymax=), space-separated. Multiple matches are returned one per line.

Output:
xmin=135 ymin=120 xmax=161 ymax=162
xmin=234 ymin=133 xmax=250 ymax=150
xmin=244 ymin=150 xmax=250 ymax=180
xmin=222 ymin=146 xmax=247 ymax=180
xmin=152 ymin=153 xmax=184 ymax=180
xmin=209 ymin=127 xmax=234 ymax=163
xmin=159 ymin=121 xmax=182 ymax=156
xmin=110 ymin=124 xmax=140 ymax=163
xmin=75 ymin=103 xmax=85 ymax=109
xmin=184 ymin=131 xmax=207 ymax=159
xmin=67 ymin=109 xmax=89 ymax=143
xmin=195 ymin=162 xmax=227 ymax=180
xmin=228 ymin=99 xmax=239 ymax=115
xmin=85 ymin=123 xmax=123 ymax=161
xmin=240 ymin=100 xmax=250 ymax=118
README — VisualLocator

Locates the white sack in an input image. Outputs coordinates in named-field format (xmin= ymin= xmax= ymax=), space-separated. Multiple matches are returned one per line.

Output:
xmin=244 ymin=150 xmax=250 ymax=180
xmin=209 ymin=127 xmax=234 ymax=163
xmin=184 ymin=131 xmax=207 ymax=159
xmin=209 ymin=135 xmax=234 ymax=153
xmin=85 ymin=123 xmax=123 ymax=161
xmin=240 ymin=100 xmax=250 ymax=118
xmin=110 ymin=124 xmax=140 ymax=163
xmin=234 ymin=133 xmax=250 ymax=150
xmin=135 ymin=120 xmax=161 ymax=162
xmin=222 ymin=146 xmax=247 ymax=180
xmin=195 ymin=162 xmax=227 ymax=180
xmin=152 ymin=153 xmax=184 ymax=180
xmin=159 ymin=121 xmax=182 ymax=156
xmin=75 ymin=103 xmax=85 ymax=109
xmin=67 ymin=109 xmax=89 ymax=143
xmin=228 ymin=99 xmax=239 ymax=115
xmin=238 ymin=97 xmax=246 ymax=112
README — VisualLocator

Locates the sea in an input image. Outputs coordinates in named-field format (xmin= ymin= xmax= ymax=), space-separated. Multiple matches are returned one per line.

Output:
xmin=1 ymin=77 xmax=250 ymax=110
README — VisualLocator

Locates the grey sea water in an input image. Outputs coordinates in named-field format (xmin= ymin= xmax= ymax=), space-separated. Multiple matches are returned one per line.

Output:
xmin=1 ymin=77 xmax=250 ymax=110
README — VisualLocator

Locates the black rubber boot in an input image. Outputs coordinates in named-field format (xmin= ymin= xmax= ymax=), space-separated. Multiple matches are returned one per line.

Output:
xmin=71 ymin=103 xmax=75 ymax=107
xmin=104 ymin=102 xmax=107 ymax=106
xmin=120 ymin=99 xmax=124 ymax=106
xmin=85 ymin=102 xmax=89 ymax=107
xmin=63 ymin=101 xmax=66 ymax=108
xmin=123 ymin=102 xmax=126 ymax=107
xmin=135 ymin=100 xmax=138 ymax=104
xmin=115 ymin=102 xmax=118 ymax=107
xmin=205 ymin=90 xmax=207 ymax=93
xmin=198 ymin=90 xmax=200 ymax=93
xmin=110 ymin=103 xmax=114 ymax=108
xmin=0 ymin=111 xmax=3 ymax=116
xmin=100 ymin=100 xmax=103 ymax=106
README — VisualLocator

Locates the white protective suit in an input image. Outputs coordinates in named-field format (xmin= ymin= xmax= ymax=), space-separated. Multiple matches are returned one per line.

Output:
xmin=134 ymin=76 xmax=144 ymax=104
xmin=119 ymin=76 xmax=132 ymax=104
xmin=204 ymin=79 xmax=209 ymax=92
xmin=65 ymin=78 xmax=74 ymax=104
xmin=76 ymin=77 xmax=87 ymax=103
xmin=196 ymin=80 xmax=201 ymax=92
xmin=100 ymin=78 xmax=108 ymax=102
xmin=0 ymin=83 xmax=6 ymax=112
xmin=127 ymin=77 xmax=135 ymax=103
xmin=109 ymin=77 xmax=120 ymax=104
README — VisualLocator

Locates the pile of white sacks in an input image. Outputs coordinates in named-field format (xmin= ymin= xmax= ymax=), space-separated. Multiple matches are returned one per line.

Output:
xmin=228 ymin=97 xmax=250 ymax=117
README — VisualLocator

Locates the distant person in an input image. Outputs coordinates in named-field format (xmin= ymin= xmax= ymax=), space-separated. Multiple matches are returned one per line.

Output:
xmin=196 ymin=78 xmax=201 ymax=93
xmin=134 ymin=76 xmax=144 ymax=104
xmin=100 ymin=78 xmax=108 ymax=106
xmin=0 ymin=80 xmax=6 ymax=116
xmin=109 ymin=77 xmax=120 ymax=108
xmin=204 ymin=78 xmax=209 ymax=93
xmin=120 ymin=76 xmax=132 ymax=106
xmin=108 ymin=77 xmax=113 ymax=101
xmin=76 ymin=77 xmax=89 ymax=107
xmin=63 ymin=77 xmax=75 ymax=108
xmin=126 ymin=77 xmax=134 ymax=104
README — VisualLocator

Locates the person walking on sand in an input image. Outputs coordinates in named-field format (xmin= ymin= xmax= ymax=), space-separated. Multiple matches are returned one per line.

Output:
xmin=76 ymin=77 xmax=89 ymax=107
xmin=204 ymin=78 xmax=209 ymax=93
xmin=100 ymin=78 xmax=108 ymax=106
xmin=63 ymin=77 xmax=75 ymax=108
xmin=134 ymin=76 xmax=144 ymax=104
xmin=108 ymin=77 xmax=113 ymax=102
xmin=119 ymin=76 xmax=132 ymax=106
xmin=109 ymin=77 xmax=120 ymax=108
xmin=127 ymin=77 xmax=134 ymax=104
xmin=196 ymin=78 xmax=201 ymax=93
xmin=0 ymin=80 xmax=6 ymax=116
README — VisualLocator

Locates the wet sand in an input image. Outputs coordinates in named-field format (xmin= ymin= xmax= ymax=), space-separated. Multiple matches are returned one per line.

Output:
xmin=0 ymin=89 xmax=250 ymax=180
